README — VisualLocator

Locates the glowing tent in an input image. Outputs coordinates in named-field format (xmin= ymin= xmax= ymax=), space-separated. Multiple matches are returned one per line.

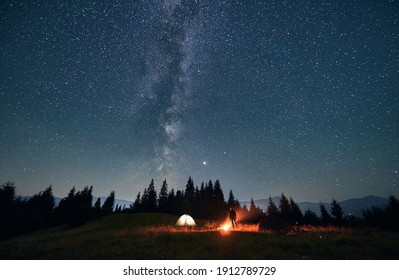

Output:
xmin=175 ymin=214 xmax=196 ymax=227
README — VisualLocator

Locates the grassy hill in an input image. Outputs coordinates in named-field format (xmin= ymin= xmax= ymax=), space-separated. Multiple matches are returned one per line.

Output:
xmin=1 ymin=213 xmax=398 ymax=259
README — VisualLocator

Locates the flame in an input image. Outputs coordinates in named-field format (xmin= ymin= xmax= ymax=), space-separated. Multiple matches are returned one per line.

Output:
xmin=222 ymin=224 xmax=230 ymax=231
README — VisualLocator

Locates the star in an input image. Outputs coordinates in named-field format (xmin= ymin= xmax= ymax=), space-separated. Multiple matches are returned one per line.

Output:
xmin=0 ymin=0 xmax=397 ymax=203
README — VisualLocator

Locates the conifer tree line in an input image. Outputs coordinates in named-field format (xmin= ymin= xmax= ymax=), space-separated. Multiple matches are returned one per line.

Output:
xmin=260 ymin=194 xmax=345 ymax=229
xmin=260 ymin=194 xmax=399 ymax=231
xmin=1 ymin=179 xmax=399 ymax=239
xmin=0 ymin=182 xmax=116 ymax=239
xmin=128 ymin=178 xmax=341 ymax=226
xmin=127 ymin=178 xmax=399 ymax=231
xmin=129 ymin=177 xmax=241 ymax=220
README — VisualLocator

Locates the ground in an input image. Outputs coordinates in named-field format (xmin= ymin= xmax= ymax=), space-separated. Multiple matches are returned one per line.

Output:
xmin=0 ymin=213 xmax=398 ymax=259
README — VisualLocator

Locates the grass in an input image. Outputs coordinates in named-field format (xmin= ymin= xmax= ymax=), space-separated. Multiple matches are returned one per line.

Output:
xmin=0 ymin=213 xmax=398 ymax=259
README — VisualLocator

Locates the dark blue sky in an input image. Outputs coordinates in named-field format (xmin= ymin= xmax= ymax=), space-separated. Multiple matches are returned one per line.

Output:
xmin=1 ymin=0 xmax=398 ymax=202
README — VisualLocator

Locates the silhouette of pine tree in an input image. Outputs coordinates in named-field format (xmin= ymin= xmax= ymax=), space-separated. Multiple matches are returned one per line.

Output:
xmin=94 ymin=197 xmax=101 ymax=217
xmin=330 ymin=199 xmax=344 ymax=226
xmin=278 ymin=193 xmax=291 ymax=221
xmin=172 ymin=190 xmax=183 ymax=215
xmin=213 ymin=180 xmax=226 ymax=220
xmin=266 ymin=196 xmax=279 ymax=216
xmin=0 ymin=182 xmax=16 ymax=217
xmin=184 ymin=177 xmax=195 ymax=199
xmin=203 ymin=181 xmax=214 ymax=219
xmin=320 ymin=203 xmax=331 ymax=225
xmin=0 ymin=182 xmax=17 ymax=238
xmin=158 ymin=179 xmax=169 ymax=213
xmin=167 ymin=188 xmax=175 ymax=214
xmin=227 ymin=190 xmax=240 ymax=209
xmin=248 ymin=197 xmax=263 ymax=223
xmin=192 ymin=186 xmax=201 ymax=218
xmin=182 ymin=177 xmax=195 ymax=215
xmin=147 ymin=180 xmax=157 ymax=212
xmin=140 ymin=180 xmax=157 ymax=212
xmin=141 ymin=187 xmax=148 ymax=211
xmin=102 ymin=191 xmax=115 ymax=216
xmin=27 ymin=186 xmax=55 ymax=228
xmin=289 ymin=197 xmax=303 ymax=225
xmin=132 ymin=192 xmax=141 ymax=213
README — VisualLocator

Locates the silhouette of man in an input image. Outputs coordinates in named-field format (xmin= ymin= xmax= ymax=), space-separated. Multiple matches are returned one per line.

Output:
xmin=229 ymin=207 xmax=237 ymax=229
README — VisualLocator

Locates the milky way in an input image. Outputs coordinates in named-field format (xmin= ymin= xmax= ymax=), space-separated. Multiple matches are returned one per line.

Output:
xmin=0 ymin=0 xmax=398 ymax=202
xmin=142 ymin=0 xmax=202 ymax=174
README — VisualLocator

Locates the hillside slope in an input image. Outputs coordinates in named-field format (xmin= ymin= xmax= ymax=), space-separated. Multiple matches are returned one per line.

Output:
xmin=1 ymin=213 xmax=398 ymax=260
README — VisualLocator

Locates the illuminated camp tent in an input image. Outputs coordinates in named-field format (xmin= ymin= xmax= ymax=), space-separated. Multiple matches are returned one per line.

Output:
xmin=175 ymin=214 xmax=196 ymax=226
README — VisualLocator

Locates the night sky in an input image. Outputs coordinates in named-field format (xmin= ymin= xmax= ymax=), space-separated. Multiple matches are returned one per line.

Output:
xmin=1 ymin=0 xmax=398 ymax=202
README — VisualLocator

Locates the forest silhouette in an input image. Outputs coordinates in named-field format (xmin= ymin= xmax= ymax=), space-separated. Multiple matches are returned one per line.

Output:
xmin=1 ymin=178 xmax=398 ymax=239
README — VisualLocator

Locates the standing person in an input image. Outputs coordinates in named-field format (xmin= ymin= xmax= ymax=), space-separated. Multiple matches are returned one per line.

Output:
xmin=229 ymin=207 xmax=237 ymax=229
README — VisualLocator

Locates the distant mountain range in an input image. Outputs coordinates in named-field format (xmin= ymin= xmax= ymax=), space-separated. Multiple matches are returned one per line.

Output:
xmin=242 ymin=195 xmax=389 ymax=217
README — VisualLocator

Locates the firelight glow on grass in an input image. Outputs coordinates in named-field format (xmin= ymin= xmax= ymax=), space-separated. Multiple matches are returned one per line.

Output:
xmin=1 ymin=213 xmax=399 ymax=259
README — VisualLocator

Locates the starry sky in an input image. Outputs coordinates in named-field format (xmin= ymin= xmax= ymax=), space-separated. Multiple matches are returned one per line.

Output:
xmin=1 ymin=0 xmax=398 ymax=202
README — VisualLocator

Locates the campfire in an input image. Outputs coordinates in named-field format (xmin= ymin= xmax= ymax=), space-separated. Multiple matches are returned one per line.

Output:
xmin=222 ymin=224 xmax=230 ymax=231
xmin=217 ymin=221 xmax=258 ymax=233
xmin=217 ymin=223 xmax=231 ymax=234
